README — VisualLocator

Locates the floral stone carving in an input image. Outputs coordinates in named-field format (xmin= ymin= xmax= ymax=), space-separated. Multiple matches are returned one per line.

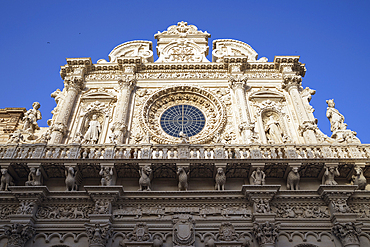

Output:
xmin=140 ymin=85 xmax=226 ymax=144
xmin=4 ymin=223 xmax=35 ymax=247
xmin=332 ymin=222 xmax=362 ymax=247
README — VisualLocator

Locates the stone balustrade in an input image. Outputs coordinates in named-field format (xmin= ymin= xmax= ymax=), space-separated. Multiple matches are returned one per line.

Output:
xmin=0 ymin=143 xmax=368 ymax=161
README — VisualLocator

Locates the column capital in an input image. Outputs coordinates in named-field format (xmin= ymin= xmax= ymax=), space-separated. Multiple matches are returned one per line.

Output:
xmin=4 ymin=223 xmax=35 ymax=247
xmin=282 ymin=74 xmax=302 ymax=91
xmin=228 ymin=75 xmax=248 ymax=90
xmin=64 ymin=76 xmax=85 ymax=92
xmin=85 ymin=222 xmax=112 ymax=247
xmin=332 ymin=221 xmax=362 ymax=247
xmin=118 ymin=76 xmax=136 ymax=90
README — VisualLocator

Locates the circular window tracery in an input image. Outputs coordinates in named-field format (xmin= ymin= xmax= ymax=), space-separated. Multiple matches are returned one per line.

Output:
xmin=140 ymin=85 xmax=226 ymax=144
xmin=160 ymin=105 xmax=206 ymax=137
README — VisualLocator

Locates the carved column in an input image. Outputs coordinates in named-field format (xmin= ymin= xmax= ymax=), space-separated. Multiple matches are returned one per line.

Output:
xmin=282 ymin=74 xmax=318 ymax=143
xmin=111 ymin=76 xmax=136 ymax=144
xmin=49 ymin=77 xmax=84 ymax=144
xmin=253 ymin=221 xmax=280 ymax=247
xmin=4 ymin=223 xmax=35 ymax=247
xmin=229 ymin=75 xmax=252 ymax=144
xmin=332 ymin=222 xmax=362 ymax=247
xmin=85 ymin=222 xmax=112 ymax=247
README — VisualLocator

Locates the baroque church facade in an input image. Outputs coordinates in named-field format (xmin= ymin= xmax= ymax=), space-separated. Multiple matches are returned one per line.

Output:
xmin=0 ymin=22 xmax=369 ymax=247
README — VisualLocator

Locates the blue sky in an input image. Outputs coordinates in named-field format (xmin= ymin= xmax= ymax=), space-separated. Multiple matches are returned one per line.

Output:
xmin=1 ymin=1 xmax=370 ymax=143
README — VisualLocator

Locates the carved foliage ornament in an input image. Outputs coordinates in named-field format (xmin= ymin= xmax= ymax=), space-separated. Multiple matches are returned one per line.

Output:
xmin=4 ymin=223 xmax=35 ymax=247
xmin=140 ymin=85 xmax=226 ymax=144
xmin=332 ymin=222 xmax=362 ymax=246
xmin=157 ymin=21 xmax=209 ymax=36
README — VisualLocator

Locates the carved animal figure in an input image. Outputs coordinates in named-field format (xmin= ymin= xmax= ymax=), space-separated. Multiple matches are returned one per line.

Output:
xmin=138 ymin=165 xmax=152 ymax=191
xmin=0 ymin=168 xmax=14 ymax=191
xmin=177 ymin=167 xmax=189 ymax=191
xmin=351 ymin=166 xmax=367 ymax=190
xmin=65 ymin=167 xmax=78 ymax=191
xmin=48 ymin=207 xmax=60 ymax=219
xmin=59 ymin=207 xmax=73 ymax=218
xmin=72 ymin=207 xmax=85 ymax=219
xmin=287 ymin=167 xmax=300 ymax=190
xmin=215 ymin=167 xmax=226 ymax=190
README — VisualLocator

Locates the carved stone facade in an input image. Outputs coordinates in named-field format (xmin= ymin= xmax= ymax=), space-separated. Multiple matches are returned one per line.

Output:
xmin=0 ymin=22 xmax=369 ymax=247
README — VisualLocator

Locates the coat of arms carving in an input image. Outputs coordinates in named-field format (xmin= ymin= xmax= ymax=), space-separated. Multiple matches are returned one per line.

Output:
xmin=172 ymin=215 xmax=195 ymax=246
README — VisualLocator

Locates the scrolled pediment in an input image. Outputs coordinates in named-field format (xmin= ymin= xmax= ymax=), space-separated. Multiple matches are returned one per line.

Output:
xmin=81 ymin=88 xmax=117 ymax=102
xmin=249 ymin=88 xmax=285 ymax=101
xmin=108 ymin=40 xmax=153 ymax=63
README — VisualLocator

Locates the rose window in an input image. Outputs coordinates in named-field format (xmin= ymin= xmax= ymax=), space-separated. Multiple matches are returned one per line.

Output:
xmin=160 ymin=105 xmax=206 ymax=137
xmin=140 ymin=85 xmax=226 ymax=144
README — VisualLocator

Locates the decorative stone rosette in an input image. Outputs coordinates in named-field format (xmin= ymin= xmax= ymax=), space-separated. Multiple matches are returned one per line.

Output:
xmin=140 ymin=85 xmax=227 ymax=144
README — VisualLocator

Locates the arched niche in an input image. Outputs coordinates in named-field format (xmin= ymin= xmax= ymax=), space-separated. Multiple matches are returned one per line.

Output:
xmin=80 ymin=111 xmax=105 ymax=144
xmin=259 ymin=110 xmax=291 ymax=144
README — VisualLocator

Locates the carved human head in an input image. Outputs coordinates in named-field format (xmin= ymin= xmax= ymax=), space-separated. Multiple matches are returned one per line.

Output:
xmin=30 ymin=167 xmax=36 ymax=173
xmin=1 ymin=168 xmax=7 ymax=175
xmin=217 ymin=167 xmax=224 ymax=174
xmin=32 ymin=102 xmax=40 ymax=110
xmin=292 ymin=167 xmax=299 ymax=173
xmin=92 ymin=114 xmax=98 ymax=120
xmin=326 ymin=99 xmax=335 ymax=108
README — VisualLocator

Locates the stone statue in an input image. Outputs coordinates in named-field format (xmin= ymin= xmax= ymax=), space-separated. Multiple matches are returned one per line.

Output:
xmin=351 ymin=166 xmax=367 ymax=190
xmin=25 ymin=168 xmax=42 ymax=186
xmin=138 ymin=165 xmax=152 ymax=191
xmin=34 ymin=129 xmax=51 ymax=144
xmin=179 ymin=131 xmax=189 ymax=144
xmin=84 ymin=114 xmax=101 ymax=144
xmin=250 ymin=167 xmax=265 ymax=185
xmin=215 ymin=167 xmax=226 ymax=190
xmin=264 ymin=115 xmax=283 ymax=144
xmin=72 ymin=132 xmax=84 ymax=144
xmin=100 ymin=166 xmax=113 ymax=186
xmin=287 ymin=167 xmax=300 ymax=190
xmin=22 ymin=102 xmax=42 ymax=134
xmin=177 ymin=167 xmax=189 ymax=191
xmin=65 ymin=166 xmax=78 ymax=191
xmin=7 ymin=130 xmax=24 ymax=144
xmin=0 ymin=168 xmax=14 ymax=191
xmin=326 ymin=99 xmax=347 ymax=132
xmin=322 ymin=166 xmax=340 ymax=185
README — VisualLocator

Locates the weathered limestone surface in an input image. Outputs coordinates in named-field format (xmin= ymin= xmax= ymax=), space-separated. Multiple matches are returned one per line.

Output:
xmin=0 ymin=22 xmax=369 ymax=247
